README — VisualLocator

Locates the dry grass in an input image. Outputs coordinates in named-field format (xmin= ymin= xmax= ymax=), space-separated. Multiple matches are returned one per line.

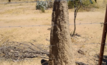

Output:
xmin=0 ymin=58 xmax=42 ymax=65
xmin=0 ymin=0 xmax=106 ymax=65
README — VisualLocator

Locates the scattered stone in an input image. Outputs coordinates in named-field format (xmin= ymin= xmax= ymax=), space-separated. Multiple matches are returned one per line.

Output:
xmin=94 ymin=54 xmax=99 ymax=58
xmin=70 ymin=33 xmax=81 ymax=37
xmin=75 ymin=62 xmax=87 ymax=65
xmin=46 ymin=39 xmax=50 ymax=41
xmin=41 ymin=59 xmax=48 ymax=65
xmin=47 ymin=28 xmax=51 ymax=30
xmin=78 ymin=49 xmax=86 ymax=55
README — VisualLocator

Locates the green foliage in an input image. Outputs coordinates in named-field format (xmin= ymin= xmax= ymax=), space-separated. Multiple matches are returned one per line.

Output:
xmin=68 ymin=0 xmax=98 ymax=9
xmin=82 ymin=0 xmax=90 ymax=6
xmin=36 ymin=1 xmax=48 ymax=10
xmin=82 ymin=0 xmax=99 ymax=9
xmin=40 ymin=6 xmax=45 ymax=13
xmin=36 ymin=1 xmax=54 ymax=12
xmin=68 ymin=0 xmax=81 ymax=9
xmin=82 ymin=0 xmax=94 ymax=7
xmin=68 ymin=1 xmax=74 ymax=9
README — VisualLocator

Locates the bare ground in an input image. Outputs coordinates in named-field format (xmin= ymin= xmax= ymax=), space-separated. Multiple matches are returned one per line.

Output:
xmin=0 ymin=1 xmax=107 ymax=65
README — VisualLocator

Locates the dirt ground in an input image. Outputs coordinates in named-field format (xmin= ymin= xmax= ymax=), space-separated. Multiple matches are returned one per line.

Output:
xmin=0 ymin=0 xmax=107 ymax=65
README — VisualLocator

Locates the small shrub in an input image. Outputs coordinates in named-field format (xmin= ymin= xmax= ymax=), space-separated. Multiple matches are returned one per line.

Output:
xmin=68 ymin=1 xmax=74 ymax=9
xmin=68 ymin=0 xmax=99 ymax=10
xmin=40 ymin=6 xmax=45 ymax=13
xmin=48 ymin=1 xmax=53 ymax=8
xmin=82 ymin=0 xmax=92 ymax=7
xmin=81 ymin=0 xmax=99 ymax=8
xmin=36 ymin=1 xmax=48 ymax=10
xmin=68 ymin=0 xmax=81 ymax=9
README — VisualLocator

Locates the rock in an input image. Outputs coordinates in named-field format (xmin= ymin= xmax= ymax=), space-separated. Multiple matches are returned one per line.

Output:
xmin=76 ymin=62 xmax=87 ymax=65
xmin=41 ymin=59 xmax=48 ymax=65
xmin=47 ymin=28 xmax=51 ymax=30
xmin=78 ymin=49 xmax=86 ymax=55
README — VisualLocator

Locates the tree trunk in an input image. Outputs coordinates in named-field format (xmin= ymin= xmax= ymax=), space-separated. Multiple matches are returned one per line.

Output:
xmin=95 ymin=0 xmax=97 ymax=3
xmin=8 ymin=0 xmax=11 ymax=2
xmin=49 ymin=0 xmax=75 ymax=65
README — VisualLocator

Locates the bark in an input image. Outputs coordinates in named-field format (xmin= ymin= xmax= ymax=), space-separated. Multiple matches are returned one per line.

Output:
xmin=49 ymin=0 xmax=75 ymax=65
xmin=95 ymin=0 xmax=97 ymax=3
xmin=8 ymin=0 xmax=11 ymax=2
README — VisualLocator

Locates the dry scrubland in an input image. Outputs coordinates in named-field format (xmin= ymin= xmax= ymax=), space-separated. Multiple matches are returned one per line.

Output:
xmin=0 ymin=0 xmax=107 ymax=65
